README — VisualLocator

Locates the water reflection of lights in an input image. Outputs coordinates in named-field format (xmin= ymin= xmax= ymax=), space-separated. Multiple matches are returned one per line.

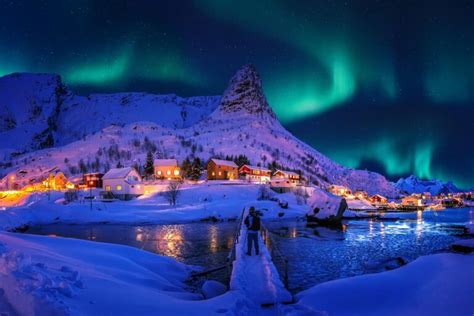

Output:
xmin=368 ymin=219 xmax=374 ymax=239
xmin=341 ymin=224 xmax=347 ymax=233
xmin=210 ymin=225 xmax=218 ymax=254
xmin=156 ymin=227 xmax=184 ymax=259
xmin=290 ymin=227 xmax=298 ymax=238
xmin=88 ymin=228 xmax=96 ymax=241
xmin=379 ymin=222 xmax=385 ymax=238
xmin=416 ymin=211 xmax=424 ymax=240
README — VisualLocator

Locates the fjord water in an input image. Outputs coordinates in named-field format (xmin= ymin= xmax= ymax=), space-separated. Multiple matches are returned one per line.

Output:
xmin=25 ymin=221 xmax=238 ymax=284
xmin=24 ymin=208 xmax=472 ymax=292
xmin=266 ymin=208 xmax=472 ymax=293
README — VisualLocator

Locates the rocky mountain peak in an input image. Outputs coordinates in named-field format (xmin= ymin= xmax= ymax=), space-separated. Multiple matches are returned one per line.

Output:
xmin=218 ymin=64 xmax=276 ymax=119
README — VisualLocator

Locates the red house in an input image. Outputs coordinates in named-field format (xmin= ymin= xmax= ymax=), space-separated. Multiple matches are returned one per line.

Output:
xmin=239 ymin=165 xmax=271 ymax=183
xmin=84 ymin=173 xmax=104 ymax=188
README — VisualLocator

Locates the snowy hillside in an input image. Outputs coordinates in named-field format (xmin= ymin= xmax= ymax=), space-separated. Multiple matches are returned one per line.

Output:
xmin=0 ymin=72 xmax=219 ymax=156
xmin=396 ymin=175 xmax=460 ymax=195
xmin=0 ymin=65 xmax=399 ymax=196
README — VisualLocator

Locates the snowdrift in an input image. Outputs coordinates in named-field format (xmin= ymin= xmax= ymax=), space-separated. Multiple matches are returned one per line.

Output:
xmin=295 ymin=253 xmax=474 ymax=316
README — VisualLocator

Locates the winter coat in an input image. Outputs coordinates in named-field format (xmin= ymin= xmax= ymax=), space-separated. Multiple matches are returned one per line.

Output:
xmin=244 ymin=214 xmax=261 ymax=231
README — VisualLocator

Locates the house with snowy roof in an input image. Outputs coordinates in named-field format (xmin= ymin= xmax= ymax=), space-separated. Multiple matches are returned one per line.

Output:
xmin=239 ymin=164 xmax=271 ymax=183
xmin=102 ymin=167 xmax=143 ymax=200
xmin=42 ymin=170 xmax=69 ymax=191
xmin=272 ymin=169 xmax=300 ymax=184
xmin=369 ymin=194 xmax=388 ymax=205
xmin=207 ymin=159 xmax=238 ymax=180
xmin=154 ymin=159 xmax=181 ymax=180
xmin=329 ymin=184 xmax=352 ymax=197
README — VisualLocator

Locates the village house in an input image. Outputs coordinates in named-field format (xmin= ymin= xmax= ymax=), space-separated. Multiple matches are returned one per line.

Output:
xmin=68 ymin=176 xmax=84 ymax=189
xmin=420 ymin=192 xmax=432 ymax=200
xmin=84 ymin=173 xmax=104 ymax=188
xmin=270 ymin=178 xmax=297 ymax=193
xmin=154 ymin=159 xmax=181 ymax=180
xmin=43 ymin=171 xmax=69 ymax=190
xmin=369 ymin=194 xmax=388 ymax=205
xmin=273 ymin=169 xmax=300 ymax=184
xmin=4 ymin=171 xmax=29 ymax=190
xmin=328 ymin=184 xmax=352 ymax=197
xmin=207 ymin=159 xmax=238 ymax=180
xmin=102 ymin=167 xmax=143 ymax=200
xmin=239 ymin=165 xmax=271 ymax=183
xmin=400 ymin=195 xmax=425 ymax=210
xmin=401 ymin=195 xmax=423 ymax=207
xmin=354 ymin=190 xmax=369 ymax=200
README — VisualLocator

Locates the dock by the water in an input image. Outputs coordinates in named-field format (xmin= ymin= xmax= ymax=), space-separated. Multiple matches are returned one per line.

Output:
xmin=228 ymin=207 xmax=292 ymax=306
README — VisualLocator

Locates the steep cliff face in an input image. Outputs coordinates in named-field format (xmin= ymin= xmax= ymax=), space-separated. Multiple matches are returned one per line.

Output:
xmin=218 ymin=64 xmax=276 ymax=120
xmin=0 ymin=65 xmax=399 ymax=196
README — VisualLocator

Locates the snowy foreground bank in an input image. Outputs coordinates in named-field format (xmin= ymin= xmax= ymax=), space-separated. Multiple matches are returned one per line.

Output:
xmin=1 ymin=184 xmax=473 ymax=315
xmin=0 ymin=232 xmax=252 ymax=316
xmin=295 ymin=253 xmax=474 ymax=316
xmin=1 ymin=231 xmax=472 ymax=316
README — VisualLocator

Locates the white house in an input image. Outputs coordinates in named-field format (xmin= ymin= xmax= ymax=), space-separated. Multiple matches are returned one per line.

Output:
xmin=102 ymin=167 xmax=144 ymax=200
xmin=272 ymin=169 xmax=300 ymax=184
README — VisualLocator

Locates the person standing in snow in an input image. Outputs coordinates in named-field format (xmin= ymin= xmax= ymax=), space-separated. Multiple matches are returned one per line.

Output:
xmin=244 ymin=206 xmax=261 ymax=256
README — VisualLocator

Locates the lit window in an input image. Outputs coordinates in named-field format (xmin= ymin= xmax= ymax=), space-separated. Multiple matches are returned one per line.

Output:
xmin=116 ymin=185 xmax=122 ymax=191
xmin=212 ymin=172 xmax=215 ymax=176
xmin=167 ymin=170 xmax=171 ymax=175
xmin=157 ymin=171 xmax=162 ymax=175
xmin=174 ymin=170 xmax=179 ymax=176
xmin=105 ymin=185 xmax=111 ymax=191
xmin=218 ymin=172 xmax=222 ymax=176
xmin=89 ymin=181 xmax=94 ymax=185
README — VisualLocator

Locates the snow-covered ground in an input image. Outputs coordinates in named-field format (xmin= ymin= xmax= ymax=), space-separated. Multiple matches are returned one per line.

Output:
xmin=0 ymin=183 xmax=303 ymax=315
xmin=0 ymin=183 xmax=308 ymax=231
xmin=0 ymin=231 xmax=253 ymax=316
xmin=294 ymin=253 xmax=474 ymax=316
xmin=1 ymin=184 xmax=473 ymax=315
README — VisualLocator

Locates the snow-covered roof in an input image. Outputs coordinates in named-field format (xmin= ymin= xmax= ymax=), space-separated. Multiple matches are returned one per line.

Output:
xmin=210 ymin=159 xmax=238 ymax=168
xmin=154 ymin=159 xmax=178 ymax=167
xmin=103 ymin=167 xmax=135 ymax=179
xmin=275 ymin=169 xmax=299 ymax=177
xmin=240 ymin=164 xmax=271 ymax=172
xmin=371 ymin=194 xmax=387 ymax=199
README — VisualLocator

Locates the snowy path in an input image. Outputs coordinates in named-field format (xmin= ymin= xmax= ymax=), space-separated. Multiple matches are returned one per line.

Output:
xmin=229 ymin=209 xmax=292 ymax=306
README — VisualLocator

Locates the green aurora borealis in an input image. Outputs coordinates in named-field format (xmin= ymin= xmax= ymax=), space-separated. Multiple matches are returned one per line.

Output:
xmin=0 ymin=0 xmax=473 ymax=188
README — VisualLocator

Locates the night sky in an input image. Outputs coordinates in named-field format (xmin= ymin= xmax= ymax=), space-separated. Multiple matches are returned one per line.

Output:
xmin=1 ymin=0 xmax=473 ymax=188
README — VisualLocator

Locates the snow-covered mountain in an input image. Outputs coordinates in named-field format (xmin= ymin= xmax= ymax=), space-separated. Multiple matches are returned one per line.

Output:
xmin=396 ymin=175 xmax=460 ymax=195
xmin=0 ymin=72 xmax=219 ymax=155
xmin=0 ymin=65 xmax=399 ymax=196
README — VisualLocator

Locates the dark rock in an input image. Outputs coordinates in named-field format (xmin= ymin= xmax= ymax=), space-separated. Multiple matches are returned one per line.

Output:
xmin=278 ymin=199 xmax=288 ymax=209
xmin=365 ymin=257 xmax=407 ymax=272
xmin=202 ymin=280 xmax=227 ymax=299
